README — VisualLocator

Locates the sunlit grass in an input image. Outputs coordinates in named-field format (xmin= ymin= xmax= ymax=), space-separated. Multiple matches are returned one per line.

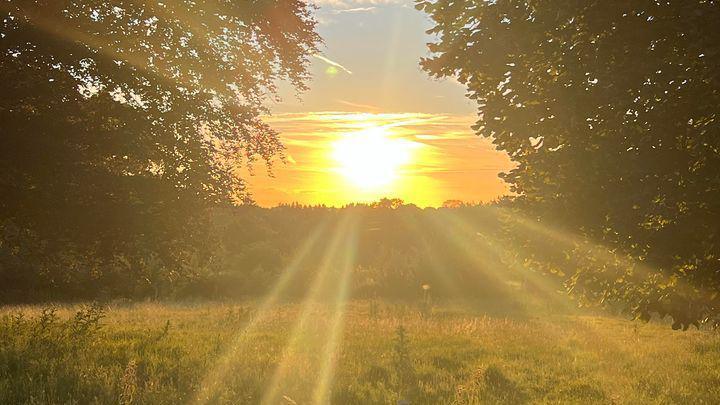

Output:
xmin=1 ymin=301 xmax=718 ymax=404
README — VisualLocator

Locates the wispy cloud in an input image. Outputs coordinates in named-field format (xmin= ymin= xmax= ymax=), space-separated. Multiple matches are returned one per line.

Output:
xmin=313 ymin=54 xmax=353 ymax=75
xmin=330 ymin=6 xmax=376 ymax=14
xmin=335 ymin=99 xmax=380 ymax=111
xmin=313 ymin=0 xmax=406 ymax=6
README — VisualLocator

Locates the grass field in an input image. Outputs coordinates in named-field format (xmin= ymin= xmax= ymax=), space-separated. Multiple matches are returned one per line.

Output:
xmin=1 ymin=301 xmax=719 ymax=404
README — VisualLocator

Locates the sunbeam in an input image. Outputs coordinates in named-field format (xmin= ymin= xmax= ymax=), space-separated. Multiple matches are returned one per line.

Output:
xmin=396 ymin=210 xmax=465 ymax=297
xmin=260 ymin=214 xmax=357 ymax=404
xmin=484 ymin=206 xmax=716 ymax=327
xmin=194 ymin=221 xmax=330 ymax=404
xmin=422 ymin=210 xmax=521 ymax=300
xmin=438 ymin=209 xmax=578 ymax=312
xmin=310 ymin=223 xmax=357 ymax=404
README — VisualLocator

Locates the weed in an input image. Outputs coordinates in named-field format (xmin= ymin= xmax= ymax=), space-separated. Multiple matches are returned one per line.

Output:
xmin=72 ymin=301 xmax=106 ymax=336
xmin=120 ymin=359 xmax=138 ymax=405
xmin=369 ymin=298 xmax=380 ymax=320
xmin=392 ymin=325 xmax=416 ymax=400
xmin=36 ymin=306 xmax=58 ymax=332
xmin=420 ymin=284 xmax=432 ymax=318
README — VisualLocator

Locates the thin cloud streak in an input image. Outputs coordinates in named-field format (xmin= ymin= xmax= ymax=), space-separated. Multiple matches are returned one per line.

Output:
xmin=335 ymin=99 xmax=381 ymax=111
xmin=313 ymin=0 xmax=406 ymax=7
xmin=313 ymin=54 xmax=353 ymax=74
xmin=330 ymin=6 xmax=377 ymax=14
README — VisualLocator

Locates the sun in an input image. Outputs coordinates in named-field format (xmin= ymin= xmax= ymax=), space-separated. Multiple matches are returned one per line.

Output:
xmin=331 ymin=126 xmax=417 ymax=189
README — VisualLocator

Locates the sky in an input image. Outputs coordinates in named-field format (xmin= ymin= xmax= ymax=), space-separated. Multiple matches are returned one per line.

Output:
xmin=248 ymin=0 xmax=513 ymax=207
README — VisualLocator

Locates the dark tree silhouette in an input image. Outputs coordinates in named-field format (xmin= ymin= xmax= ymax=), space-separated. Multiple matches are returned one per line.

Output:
xmin=0 ymin=1 xmax=320 ymax=298
xmin=418 ymin=0 xmax=720 ymax=328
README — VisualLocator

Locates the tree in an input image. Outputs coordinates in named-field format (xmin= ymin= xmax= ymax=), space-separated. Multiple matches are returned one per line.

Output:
xmin=441 ymin=200 xmax=467 ymax=209
xmin=372 ymin=198 xmax=407 ymax=210
xmin=418 ymin=0 xmax=720 ymax=328
xmin=0 ymin=1 xmax=320 ymax=299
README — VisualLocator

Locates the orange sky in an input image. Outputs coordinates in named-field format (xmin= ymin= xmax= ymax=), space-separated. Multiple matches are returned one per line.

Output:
xmin=246 ymin=112 xmax=513 ymax=207
xmin=248 ymin=1 xmax=513 ymax=207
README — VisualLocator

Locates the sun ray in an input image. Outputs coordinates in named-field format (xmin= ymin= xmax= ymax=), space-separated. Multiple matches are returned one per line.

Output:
xmin=482 ymin=206 xmax=715 ymax=320
xmin=491 ymin=206 xmax=668 ymax=286
xmin=396 ymin=211 xmax=466 ymax=297
xmin=416 ymin=208 xmax=577 ymax=315
xmin=193 ymin=221 xmax=330 ymax=404
xmin=423 ymin=210 xmax=519 ymax=297
xmin=439 ymin=209 xmax=579 ymax=312
xmin=310 ymin=224 xmax=357 ymax=404
xmin=260 ymin=214 xmax=356 ymax=404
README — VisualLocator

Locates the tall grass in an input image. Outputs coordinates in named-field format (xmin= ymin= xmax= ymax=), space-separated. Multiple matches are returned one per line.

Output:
xmin=0 ymin=301 xmax=718 ymax=404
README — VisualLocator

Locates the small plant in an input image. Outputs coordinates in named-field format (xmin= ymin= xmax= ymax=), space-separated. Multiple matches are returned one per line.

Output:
xmin=392 ymin=325 xmax=416 ymax=401
xmin=420 ymin=284 xmax=432 ymax=318
xmin=369 ymin=298 xmax=380 ymax=320
xmin=72 ymin=302 xmax=106 ymax=336
xmin=10 ymin=312 xmax=26 ymax=332
xmin=156 ymin=319 xmax=171 ymax=342
xmin=36 ymin=306 xmax=58 ymax=332
xmin=119 ymin=359 xmax=138 ymax=405
xmin=32 ymin=306 xmax=61 ymax=349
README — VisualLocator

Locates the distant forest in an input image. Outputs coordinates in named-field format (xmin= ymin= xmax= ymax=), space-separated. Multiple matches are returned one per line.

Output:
xmin=1 ymin=199 xmax=564 ymax=309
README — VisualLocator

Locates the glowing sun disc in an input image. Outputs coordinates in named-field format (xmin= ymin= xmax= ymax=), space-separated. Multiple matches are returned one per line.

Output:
xmin=331 ymin=127 xmax=416 ymax=189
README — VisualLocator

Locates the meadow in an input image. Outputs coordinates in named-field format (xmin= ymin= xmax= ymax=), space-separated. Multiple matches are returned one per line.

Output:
xmin=1 ymin=301 xmax=718 ymax=404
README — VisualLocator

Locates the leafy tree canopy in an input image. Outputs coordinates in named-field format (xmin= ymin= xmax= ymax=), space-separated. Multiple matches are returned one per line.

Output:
xmin=1 ymin=0 xmax=320 ymax=251
xmin=418 ymin=0 xmax=720 ymax=328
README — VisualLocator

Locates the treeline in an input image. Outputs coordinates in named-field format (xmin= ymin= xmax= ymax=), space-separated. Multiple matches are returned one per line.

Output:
xmin=0 ymin=199 xmax=564 ymax=307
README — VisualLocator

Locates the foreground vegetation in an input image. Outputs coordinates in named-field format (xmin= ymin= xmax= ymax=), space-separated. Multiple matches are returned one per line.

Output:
xmin=1 ymin=301 xmax=718 ymax=404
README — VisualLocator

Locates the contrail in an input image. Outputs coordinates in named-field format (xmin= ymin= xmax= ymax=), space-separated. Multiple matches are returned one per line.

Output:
xmin=313 ymin=54 xmax=353 ymax=75
xmin=331 ymin=7 xmax=376 ymax=14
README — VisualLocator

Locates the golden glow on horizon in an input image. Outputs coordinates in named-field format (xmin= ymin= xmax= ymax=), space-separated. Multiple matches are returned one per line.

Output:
xmin=243 ymin=112 xmax=514 ymax=207
xmin=331 ymin=126 xmax=419 ymax=190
